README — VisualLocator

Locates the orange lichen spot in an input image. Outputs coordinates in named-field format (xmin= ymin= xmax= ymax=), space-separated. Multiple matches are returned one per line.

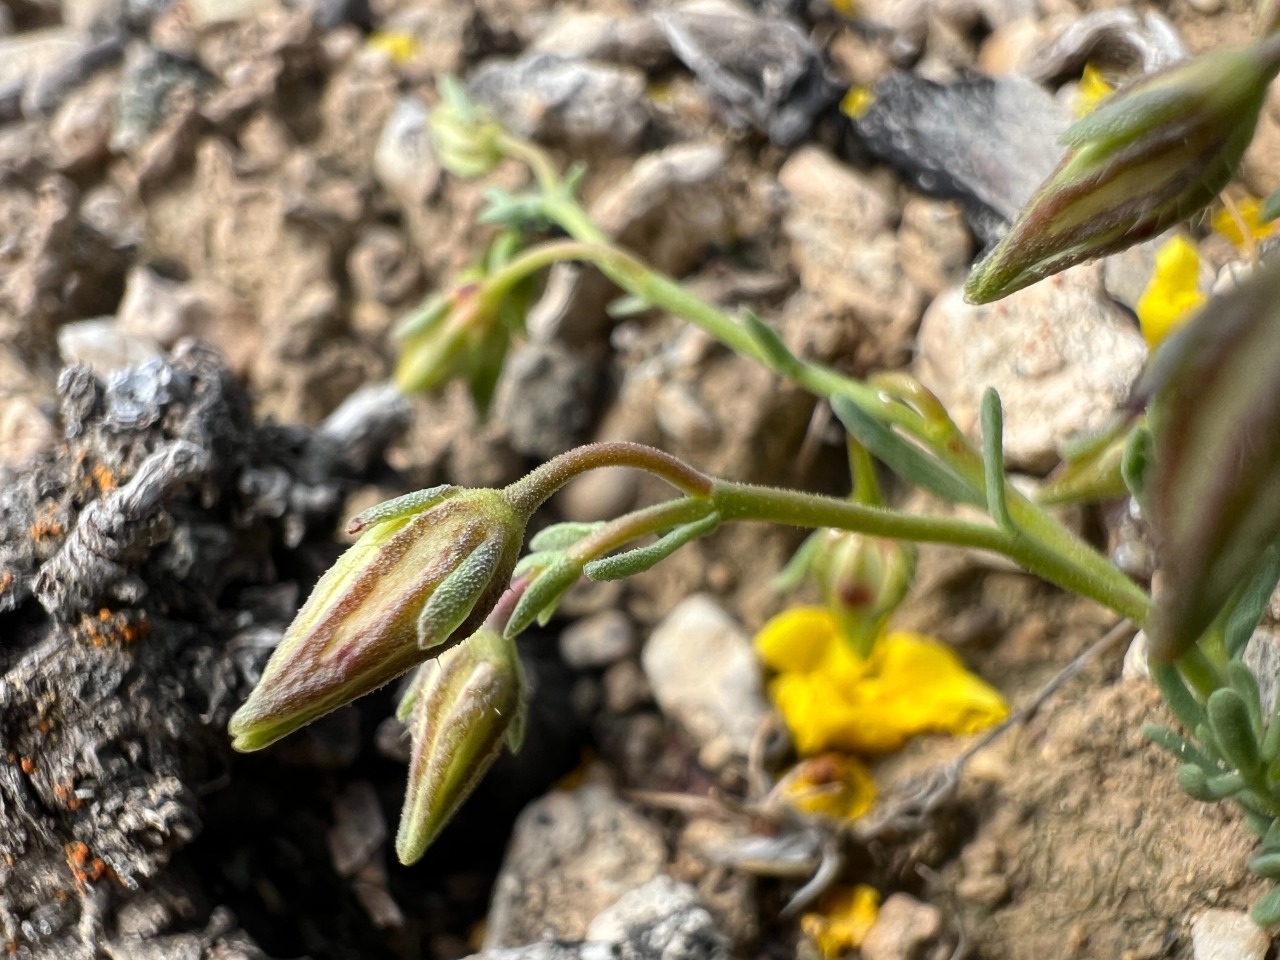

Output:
xmin=64 ymin=841 xmax=109 ymax=884
xmin=18 ymin=757 xmax=34 ymax=776
xmin=0 ymin=570 xmax=12 ymax=592
xmin=53 ymin=781 xmax=80 ymax=810
xmin=77 ymin=609 xmax=151 ymax=648
xmin=29 ymin=501 xmax=67 ymax=541
xmin=66 ymin=841 xmax=89 ymax=868
xmin=91 ymin=463 xmax=117 ymax=492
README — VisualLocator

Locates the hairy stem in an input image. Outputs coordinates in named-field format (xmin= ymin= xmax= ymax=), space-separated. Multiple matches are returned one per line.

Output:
xmin=503 ymin=441 xmax=714 ymax=517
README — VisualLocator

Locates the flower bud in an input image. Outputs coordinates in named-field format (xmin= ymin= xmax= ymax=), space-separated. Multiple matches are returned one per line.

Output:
xmin=393 ymin=232 xmax=533 ymax=413
xmin=228 ymin=486 xmax=527 ymax=752
xmin=812 ymin=530 xmax=916 ymax=658
xmin=428 ymin=77 xmax=506 ymax=180
xmin=395 ymin=624 xmax=527 ymax=864
xmin=1139 ymin=260 xmax=1280 ymax=660
xmin=966 ymin=37 xmax=1280 ymax=303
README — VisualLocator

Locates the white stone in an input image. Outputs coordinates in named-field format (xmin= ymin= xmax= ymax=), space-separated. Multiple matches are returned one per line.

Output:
xmin=914 ymin=264 xmax=1147 ymax=471
xmin=641 ymin=594 xmax=769 ymax=765
xmin=1190 ymin=908 xmax=1269 ymax=960
xmin=778 ymin=146 xmax=922 ymax=334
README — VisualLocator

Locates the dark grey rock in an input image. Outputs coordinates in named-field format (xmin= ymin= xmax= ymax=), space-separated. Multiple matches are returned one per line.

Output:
xmin=112 ymin=47 xmax=213 ymax=154
xmin=494 ymin=341 xmax=598 ymax=460
xmin=849 ymin=71 xmax=1070 ymax=245
xmin=656 ymin=1 xmax=837 ymax=146
xmin=466 ymin=53 xmax=648 ymax=157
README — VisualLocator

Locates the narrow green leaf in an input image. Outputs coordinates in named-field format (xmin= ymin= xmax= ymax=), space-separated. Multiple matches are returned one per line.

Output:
xmin=1206 ymin=771 xmax=1247 ymax=799
xmin=1250 ymin=851 xmax=1280 ymax=880
xmin=1120 ymin=425 xmax=1151 ymax=505
xmin=1152 ymin=662 xmax=1206 ymax=733
xmin=529 ymin=521 xmax=605 ymax=553
xmin=830 ymin=395 xmax=984 ymax=507
xmin=980 ymin=389 xmax=1013 ymax=531
xmin=742 ymin=311 xmax=802 ymax=379
xmin=505 ymin=556 xmax=581 ymax=640
xmin=1176 ymin=763 xmax=1216 ymax=801
xmin=584 ymin=512 xmax=722 ymax=581
xmin=1225 ymin=546 xmax=1280 ymax=660
xmin=1143 ymin=724 xmax=1221 ymax=772
xmin=1261 ymin=818 xmax=1280 ymax=852
xmin=1227 ymin=660 xmax=1265 ymax=739
xmin=1253 ymin=885 xmax=1280 ymax=926
xmin=1208 ymin=688 xmax=1263 ymax=779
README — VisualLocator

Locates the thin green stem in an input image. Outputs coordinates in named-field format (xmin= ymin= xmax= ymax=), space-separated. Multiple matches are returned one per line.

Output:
xmin=568 ymin=498 xmax=710 ymax=563
xmin=503 ymin=441 xmax=714 ymax=517
xmin=490 ymin=135 xmax=1153 ymax=628
xmin=713 ymin=480 xmax=1153 ymax=625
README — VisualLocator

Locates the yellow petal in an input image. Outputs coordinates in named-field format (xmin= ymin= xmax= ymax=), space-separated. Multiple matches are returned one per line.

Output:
xmin=1073 ymin=64 xmax=1114 ymax=118
xmin=777 ymin=754 xmax=876 ymax=822
xmin=862 ymin=631 xmax=1009 ymax=738
xmin=801 ymin=885 xmax=880 ymax=957
xmin=840 ymin=86 xmax=875 ymax=120
xmin=1136 ymin=234 xmax=1207 ymax=350
xmin=367 ymin=31 xmax=420 ymax=65
xmin=769 ymin=630 xmax=1007 ymax=754
xmin=754 ymin=606 xmax=839 ymax=674
xmin=1212 ymin=195 xmax=1277 ymax=247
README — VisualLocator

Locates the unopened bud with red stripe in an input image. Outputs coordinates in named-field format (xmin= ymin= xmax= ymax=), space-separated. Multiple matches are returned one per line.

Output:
xmin=966 ymin=37 xmax=1280 ymax=303
xmin=395 ymin=622 xmax=527 ymax=864
xmin=228 ymin=485 xmax=527 ymax=752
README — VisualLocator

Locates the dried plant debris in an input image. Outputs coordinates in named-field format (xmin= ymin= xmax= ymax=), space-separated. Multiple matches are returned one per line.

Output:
xmin=848 ymin=72 xmax=1070 ymax=245
xmin=0 ymin=342 xmax=407 ymax=958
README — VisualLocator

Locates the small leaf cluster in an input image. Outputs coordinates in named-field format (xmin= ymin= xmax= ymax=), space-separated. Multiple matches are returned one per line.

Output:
xmin=1146 ymin=548 xmax=1280 ymax=925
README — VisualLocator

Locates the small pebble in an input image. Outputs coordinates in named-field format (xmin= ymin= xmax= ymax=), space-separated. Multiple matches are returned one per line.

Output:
xmin=560 ymin=610 xmax=637 ymax=669
xmin=860 ymin=893 xmax=945 ymax=960
xmin=467 ymin=53 xmax=648 ymax=157
xmin=641 ymin=594 xmax=769 ymax=766
xmin=915 ymin=264 xmax=1147 ymax=470
xmin=1190 ymin=908 xmax=1269 ymax=960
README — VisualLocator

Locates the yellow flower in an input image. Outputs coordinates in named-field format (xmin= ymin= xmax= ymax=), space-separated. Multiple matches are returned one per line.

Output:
xmin=367 ymin=31 xmax=420 ymax=65
xmin=1211 ymin=195 xmax=1277 ymax=247
xmin=1073 ymin=64 xmax=1114 ymax=118
xmin=840 ymin=86 xmax=875 ymax=120
xmin=801 ymin=885 xmax=880 ymax=957
xmin=755 ymin=607 xmax=1008 ymax=755
xmin=775 ymin=753 xmax=876 ymax=822
xmin=1136 ymin=234 xmax=1207 ymax=350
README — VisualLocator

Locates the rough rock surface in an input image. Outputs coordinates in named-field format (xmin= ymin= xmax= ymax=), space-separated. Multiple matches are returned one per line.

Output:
xmin=483 ymin=784 xmax=667 ymax=949
xmin=0 ymin=343 xmax=408 ymax=957
xmin=914 ymin=264 xmax=1148 ymax=471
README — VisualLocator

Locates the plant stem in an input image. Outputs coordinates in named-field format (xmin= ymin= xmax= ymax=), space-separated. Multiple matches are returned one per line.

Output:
xmin=491 ymin=136 xmax=1153 ymax=628
xmin=712 ymin=480 xmax=1153 ymax=625
xmin=503 ymin=441 xmax=714 ymax=517
xmin=568 ymin=498 xmax=710 ymax=563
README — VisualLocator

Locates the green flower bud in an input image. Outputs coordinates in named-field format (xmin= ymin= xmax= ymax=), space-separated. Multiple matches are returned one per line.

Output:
xmin=428 ymin=76 xmax=506 ymax=180
xmin=812 ymin=529 xmax=916 ymax=658
xmin=393 ymin=232 xmax=532 ymax=413
xmin=1140 ymin=261 xmax=1280 ymax=661
xmin=396 ymin=624 xmax=527 ymax=864
xmin=228 ymin=486 xmax=527 ymax=753
xmin=966 ymin=37 xmax=1280 ymax=303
